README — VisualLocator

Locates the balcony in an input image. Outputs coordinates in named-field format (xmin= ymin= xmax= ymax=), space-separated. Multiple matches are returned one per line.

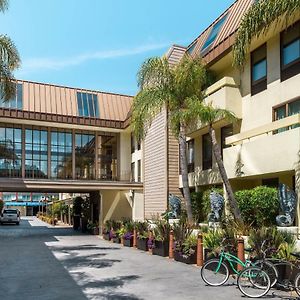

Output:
xmin=205 ymin=77 xmax=242 ymax=118
xmin=224 ymin=114 xmax=300 ymax=178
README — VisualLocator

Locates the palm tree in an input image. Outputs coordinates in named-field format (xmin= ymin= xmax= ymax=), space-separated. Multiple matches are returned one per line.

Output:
xmin=194 ymin=103 xmax=243 ymax=223
xmin=233 ymin=0 xmax=300 ymax=67
xmin=131 ymin=55 xmax=208 ymax=224
xmin=0 ymin=0 xmax=20 ymax=100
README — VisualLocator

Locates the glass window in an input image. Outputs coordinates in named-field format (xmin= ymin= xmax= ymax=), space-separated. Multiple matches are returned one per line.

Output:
xmin=283 ymin=39 xmax=300 ymax=65
xmin=137 ymin=160 xmax=141 ymax=182
xmin=252 ymin=59 xmax=267 ymax=82
xmin=201 ymin=15 xmax=227 ymax=52
xmin=187 ymin=139 xmax=194 ymax=173
xmin=77 ymin=92 xmax=83 ymax=116
xmin=75 ymin=132 xmax=95 ymax=179
xmin=77 ymin=92 xmax=99 ymax=118
xmin=202 ymin=133 xmax=212 ymax=170
xmin=0 ymin=125 xmax=22 ymax=178
xmin=93 ymin=94 xmax=99 ymax=117
xmin=0 ymin=83 xmax=23 ymax=110
xmin=281 ymin=21 xmax=300 ymax=81
xmin=51 ymin=130 xmax=73 ymax=179
xmin=131 ymin=133 xmax=135 ymax=153
xmin=274 ymin=99 xmax=300 ymax=133
xmin=251 ymin=44 xmax=267 ymax=95
xmin=25 ymin=128 xmax=48 ymax=179
xmin=187 ymin=42 xmax=197 ymax=55
xmin=97 ymin=134 xmax=117 ymax=180
xmin=221 ymin=125 xmax=233 ymax=155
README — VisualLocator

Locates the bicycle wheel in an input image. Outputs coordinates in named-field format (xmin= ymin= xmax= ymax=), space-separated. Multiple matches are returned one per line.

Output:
xmin=253 ymin=260 xmax=278 ymax=287
xmin=293 ymin=272 xmax=300 ymax=296
xmin=201 ymin=258 xmax=230 ymax=286
xmin=238 ymin=266 xmax=270 ymax=298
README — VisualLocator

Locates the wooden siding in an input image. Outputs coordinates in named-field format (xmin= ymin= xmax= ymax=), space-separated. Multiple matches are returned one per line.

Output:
xmin=165 ymin=45 xmax=187 ymax=67
xmin=144 ymin=111 xmax=168 ymax=218
xmin=17 ymin=80 xmax=132 ymax=122
xmin=168 ymin=126 xmax=182 ymax=201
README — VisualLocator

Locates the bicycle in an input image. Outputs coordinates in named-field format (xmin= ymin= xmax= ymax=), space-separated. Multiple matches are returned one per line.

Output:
xmin=201 ymin=239 xmax=277 ymax=298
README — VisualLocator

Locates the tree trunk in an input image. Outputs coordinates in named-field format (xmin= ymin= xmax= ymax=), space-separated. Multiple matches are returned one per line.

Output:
xmin=208 ymin=125 xmax=243 ymax=223
xmin=179 ymin=123 xmax=194 ymax=224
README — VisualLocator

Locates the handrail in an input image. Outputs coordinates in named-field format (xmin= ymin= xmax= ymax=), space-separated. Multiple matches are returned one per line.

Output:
xmin=226 ymin=114 xmax=300 ymax=146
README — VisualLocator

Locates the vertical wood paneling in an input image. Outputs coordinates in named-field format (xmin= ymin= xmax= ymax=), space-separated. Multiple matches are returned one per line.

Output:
xmin=50 ymin=86 xmax=57 ymax=114
xmin=22 ymin=82 xmax=29 ymax=111
xmin=98 ymin=92 xmax=105 ymax=120
xmin=28 ymin=83 xmax=35 ymax=111
xmin=69 ymin=89 xmax=77 ymax=116
xmin=60 ymin=88 xmax=67 ymax=116
xmin=34 ymin=83 xmax=40 ymax=113
xmin=65 ymin=88 xmax=71 ymax=116
xmin=40 ymin=84 xmax=46 ymax=113
xmin=144 ymin=110 xmax=167 ymax=218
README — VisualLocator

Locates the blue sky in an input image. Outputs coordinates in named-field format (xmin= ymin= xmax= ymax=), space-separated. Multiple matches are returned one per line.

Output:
xmin=1 ymin=0 xmax=235 ymax=95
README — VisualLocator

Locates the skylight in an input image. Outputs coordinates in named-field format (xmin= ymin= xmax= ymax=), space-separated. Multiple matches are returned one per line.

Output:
xmin=201 ymin=14 xmax=227 ymax=53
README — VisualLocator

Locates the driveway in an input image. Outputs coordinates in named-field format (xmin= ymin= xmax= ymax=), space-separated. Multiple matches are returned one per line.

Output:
xmin=0 ymin=217 xmax=288 ymax=299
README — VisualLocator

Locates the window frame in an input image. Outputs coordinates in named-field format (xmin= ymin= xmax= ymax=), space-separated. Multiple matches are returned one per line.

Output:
xmin=280 ymin=21 xmax=300 ymax=82
xmin=202 ymin=133 xmax=212 ymax=170
xmin=251 ymin=44 xmax=267 ymax=95
xmin=187 ymin=139 xmax=195 ymax=173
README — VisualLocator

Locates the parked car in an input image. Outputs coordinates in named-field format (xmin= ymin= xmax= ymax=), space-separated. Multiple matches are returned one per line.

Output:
xmin=0 ymin=209 xmax=20 ymax=225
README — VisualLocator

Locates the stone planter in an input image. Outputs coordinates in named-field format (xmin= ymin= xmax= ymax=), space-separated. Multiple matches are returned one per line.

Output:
xmin=174 ymin=250 xmax=197 ymax=264
xmin=112 ymin=237 xmax=121 ymax=244
xmin=153 ymin=240 xmax=169 ymax=257
xmin=103 ymin=232 xmax=111 ymax=240
xmin=137 ymin=237 xmax=149 ymax=251
xmin=123 ymin=238 xmax=133 ymax=247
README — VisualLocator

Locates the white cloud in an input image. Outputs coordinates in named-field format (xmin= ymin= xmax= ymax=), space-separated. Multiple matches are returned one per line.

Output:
xmin=18 ymin=42 xmax=171 ymax=74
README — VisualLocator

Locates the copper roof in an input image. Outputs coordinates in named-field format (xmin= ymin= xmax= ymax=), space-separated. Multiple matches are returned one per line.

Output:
xmin=17 ymin=79 xmax=133 ymax=123
xmin=187 ymin=0 xmax=254 ymax=64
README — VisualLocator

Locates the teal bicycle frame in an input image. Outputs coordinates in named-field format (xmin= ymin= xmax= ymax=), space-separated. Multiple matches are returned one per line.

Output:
xmin=217 ymin=250 xmax=251 ymax=274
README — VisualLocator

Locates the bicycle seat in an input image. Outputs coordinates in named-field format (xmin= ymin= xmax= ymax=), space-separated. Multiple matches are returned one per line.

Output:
xmin=291 ymin=252 xmax=300 ymax=259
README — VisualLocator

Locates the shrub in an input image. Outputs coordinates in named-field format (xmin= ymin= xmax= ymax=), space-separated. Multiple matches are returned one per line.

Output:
xmin=235 ymin=186 xmax=279 ymax=228
xmin=191 ymin=187 xmax=223 ymax=223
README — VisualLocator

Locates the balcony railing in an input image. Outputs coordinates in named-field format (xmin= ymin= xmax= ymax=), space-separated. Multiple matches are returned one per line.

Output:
xmin=226 ymin=114 xmax=300 ymax=146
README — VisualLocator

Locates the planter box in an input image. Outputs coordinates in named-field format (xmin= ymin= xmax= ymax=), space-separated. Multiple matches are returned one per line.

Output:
xmin=137 ymin=238 xmax=149 ymax=251
xmin=174 ymin=250 xmax=196 ymax=264
xmin=123 ymin=238 xmax=133 ymax=247
xmin=103 ymin=233 xmax=111 ymax=241
xmin=112 ymin=237 xmax=121 ymax=244
xmin=153 ymin=240 xmax=169 ymax=257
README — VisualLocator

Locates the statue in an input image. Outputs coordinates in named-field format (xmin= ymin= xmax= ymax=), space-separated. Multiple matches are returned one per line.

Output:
xmin=208 ymin=191 xmax=224 ymax=222
xmin=168 ymin=194 xmax=181 ymax=219
xmin=276 ymin=183 xmax=297 ymax=227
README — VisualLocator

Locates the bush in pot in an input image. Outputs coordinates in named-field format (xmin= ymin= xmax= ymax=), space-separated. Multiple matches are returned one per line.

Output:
xmin=173 ymin=220 xmax=197 ymax=264
xmin=134 ymin=221 xmax=149 ymax=251
xmin=122 ymin=219 xmax=134 ymax=247
xmin=103 ymin=220 xmax=112 ymax=240
xmin=111 ymin=220 xmax=122 ymax=243
xmin=152 ymin=220 xmax=171 ymax=257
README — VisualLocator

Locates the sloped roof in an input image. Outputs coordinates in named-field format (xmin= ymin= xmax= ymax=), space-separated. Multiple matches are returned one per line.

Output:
xmin=187 ymin=0 xmax=254 ymax=64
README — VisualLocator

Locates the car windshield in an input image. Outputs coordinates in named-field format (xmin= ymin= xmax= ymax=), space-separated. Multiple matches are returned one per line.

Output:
xmin=3 ymin=210 xmax=18 ymax=214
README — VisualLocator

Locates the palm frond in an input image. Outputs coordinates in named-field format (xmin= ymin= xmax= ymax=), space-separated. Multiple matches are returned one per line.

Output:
xmin=233 ymin=0 xmax=300 ymax=68
xmin=0 ymin=0 xmax=8 ymax=12
xmin=0 ymin=35 xmax=21 ymax=101
xmin=0 ymin=35 xmax=20 ymax=70
xmin=131 ymin=88 xmax=171 ymax=140
xmin=137 ymin=57 xmax=173 ymax=90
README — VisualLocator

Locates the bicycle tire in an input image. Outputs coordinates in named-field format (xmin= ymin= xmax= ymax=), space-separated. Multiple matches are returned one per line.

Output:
xmin=294 ymin=271 xmax=300 ymax=296
xmin=201 ymin=258 xmax=230 ymax=286
xmin=253 ymin=260 xmax=278 ymax=287
xmin=238 ymin=266 xmax=271 ymax=298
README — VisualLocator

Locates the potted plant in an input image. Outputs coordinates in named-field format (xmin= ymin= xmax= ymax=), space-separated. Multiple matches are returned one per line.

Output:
xmin=110 ymin=220 xmax=122 ymax=243
xmin=123 ymin=220 xmax=134 ymax=247
xmin=173 ymin=221 xmax=197 ymax=264
xmin=152 ymin=220 xmax=170 ymax=257
xmin=103 ymin=220 xmax=112 ymax=240
xmin=203 ymin=229 xmax=224 ymax=260
xmin=87 ymin=221 xmax=99 ymax=235
xmin=135 ymin=221 xmax=149 ymax=251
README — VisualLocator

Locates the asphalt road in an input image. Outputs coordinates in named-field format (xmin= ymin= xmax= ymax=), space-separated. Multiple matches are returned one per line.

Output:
xmin=0 ymin=217 xmax=290 ymax=300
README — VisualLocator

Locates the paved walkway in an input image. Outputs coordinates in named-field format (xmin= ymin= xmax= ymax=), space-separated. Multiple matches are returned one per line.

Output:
xmin=0 ymin=217 xmax=291 ymax=299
